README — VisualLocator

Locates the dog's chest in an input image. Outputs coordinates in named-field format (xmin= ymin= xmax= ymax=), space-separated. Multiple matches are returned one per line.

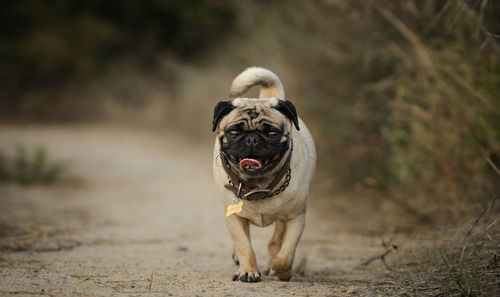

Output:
xmin=236 ymin=196 xmax=298 ymax=227
xmin=246 ymin=212 xmax=274 ymax=227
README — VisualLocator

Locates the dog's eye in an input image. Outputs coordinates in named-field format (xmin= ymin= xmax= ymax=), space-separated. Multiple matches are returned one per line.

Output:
xmin=228 ymin=130 xmax=239 ymax=138
xmin=268 ymin=131 xmax=278 ymax=138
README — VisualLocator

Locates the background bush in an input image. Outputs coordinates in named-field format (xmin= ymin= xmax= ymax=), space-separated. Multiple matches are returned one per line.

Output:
xmin=0 ymin=0 xmax=236 ymax=119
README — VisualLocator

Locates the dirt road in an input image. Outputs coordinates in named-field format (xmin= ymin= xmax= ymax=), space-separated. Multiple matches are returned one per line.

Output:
xmin=0 ymin=125 xmax=441 ymax=296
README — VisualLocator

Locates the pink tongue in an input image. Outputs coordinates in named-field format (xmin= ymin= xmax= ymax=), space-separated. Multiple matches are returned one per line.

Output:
xmin=239 ymin=158 xmax=262 ymax=170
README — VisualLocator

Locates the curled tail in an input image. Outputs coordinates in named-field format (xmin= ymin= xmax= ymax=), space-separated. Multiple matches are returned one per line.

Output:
xmin=229 ymin=67 xmax=285 ymax=99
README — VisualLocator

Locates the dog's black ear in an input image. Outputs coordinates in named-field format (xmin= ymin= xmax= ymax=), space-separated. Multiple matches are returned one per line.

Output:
xmin=212 ymin=101 xmax=235 ymax=132
xmin=275 ymin=100 xmax=300 ymax=131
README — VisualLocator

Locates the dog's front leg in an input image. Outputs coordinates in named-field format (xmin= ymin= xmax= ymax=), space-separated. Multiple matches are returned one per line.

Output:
xmin=272 ymin=213 xmax=305 ymax=281
xmin=225 ymin=214 xmax=261 ymax=282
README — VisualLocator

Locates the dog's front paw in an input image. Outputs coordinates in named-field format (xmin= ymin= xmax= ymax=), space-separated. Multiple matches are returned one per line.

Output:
xmin=232 ymin=268 xmax=261 ymax=282
xmin=272 ymin=256 xmax=292 ymax=281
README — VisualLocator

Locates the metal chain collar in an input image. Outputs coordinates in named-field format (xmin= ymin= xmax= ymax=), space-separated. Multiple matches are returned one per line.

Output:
xmin=266 ymin=167 xmax=291 ymax=197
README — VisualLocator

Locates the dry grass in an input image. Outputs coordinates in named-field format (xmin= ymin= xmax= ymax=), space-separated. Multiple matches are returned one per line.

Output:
xmin=376 ymin=2 xmax=500 ymax=221
xmin=433 ymin=192 xmax=500 ymax=296
xmin=0 ymin=144 xmax=70 ymax=185
xmin=257 ymin=0 xmax=500 ymax=223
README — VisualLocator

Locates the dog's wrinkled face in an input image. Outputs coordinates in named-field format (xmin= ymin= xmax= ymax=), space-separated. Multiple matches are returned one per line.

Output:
xmin=213 ymin=98 xmax=299 ymax=177
xmin=223 ymin=118 xmax=287 ymax=176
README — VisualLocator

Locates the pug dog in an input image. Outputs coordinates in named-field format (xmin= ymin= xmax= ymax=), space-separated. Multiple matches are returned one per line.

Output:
xmin=212 ymin=67 xmax=316 ymax=282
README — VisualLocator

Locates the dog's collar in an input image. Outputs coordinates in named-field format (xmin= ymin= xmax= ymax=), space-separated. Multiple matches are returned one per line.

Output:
xmin=218 ymin=137 xmax=293 ymax=201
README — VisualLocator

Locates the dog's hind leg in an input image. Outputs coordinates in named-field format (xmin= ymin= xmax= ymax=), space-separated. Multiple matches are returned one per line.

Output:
xmin=272 ymin=214 xmax=305 ymax=281
xmin=225 ymin=215 xmax=261 ymax=282
xmin=232 ymin=248 xmax=239 ymax=266
xmin=264 ymin=221 xmax=285 ymax=275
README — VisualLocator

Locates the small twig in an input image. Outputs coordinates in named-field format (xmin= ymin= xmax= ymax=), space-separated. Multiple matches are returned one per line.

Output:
xmin=485 ymin=31 xmax=500 ymax=40
xmin=460 ymin=243 xmax=469 ymax=266
xmin=423 ymin=0 xmax=453 ymax=33
xmin=484 ymin=155 xmax=500 ymax=177
xmin=463 ymin=191 xmax=500 ymax=242
xmin=487 ymin=218 xmax=498 ymax=230
xmin=460 ymin=191 xmax=500 ymax=263
xmin=381 ymin=256 xmax=392 ymax=270
xmin=361 ymin=249 xmax=393 ymax=267
xmin=475 ymin=0 xmax=489 ymax=37
xmin=148 ymin=272 xmax=154 ymax=292
xmin=360 ymin=238 xmax=398 ymax=269
xmin=486 ymin=254 xmax=497 ymax=270
xmin=381 ymin=237 xmax=393 ymax=249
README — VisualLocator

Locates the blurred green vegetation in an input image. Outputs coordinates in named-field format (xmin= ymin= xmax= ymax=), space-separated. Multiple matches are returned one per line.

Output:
xmin=0 ymin=145 xmax=70 ymax=185
xmin=440 ymin=250 xmax=483 ymax=297
xmin=0 ymin=0 xmax=498 ymax=221
xmin=260 ymin=0 xmax=500 ymax=221
xmin=0 ymin=0 xmax=236 ymax=118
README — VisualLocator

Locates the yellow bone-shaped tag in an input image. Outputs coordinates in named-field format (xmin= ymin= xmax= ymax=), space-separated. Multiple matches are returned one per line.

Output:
xmin=225 ymin=201 xmax=243 ymax=217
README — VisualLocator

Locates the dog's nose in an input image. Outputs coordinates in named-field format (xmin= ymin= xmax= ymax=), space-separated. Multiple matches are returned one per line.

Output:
xmin=244 ymin=133 xmax=259 ymax=147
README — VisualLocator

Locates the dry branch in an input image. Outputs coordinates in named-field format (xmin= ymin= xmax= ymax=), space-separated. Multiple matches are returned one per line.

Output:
xmin=359 ymin=238 xmax=398 ymax=269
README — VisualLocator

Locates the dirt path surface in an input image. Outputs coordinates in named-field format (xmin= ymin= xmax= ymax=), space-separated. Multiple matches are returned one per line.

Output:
xmin=0 ymin=125 xmax=439 ymax=296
